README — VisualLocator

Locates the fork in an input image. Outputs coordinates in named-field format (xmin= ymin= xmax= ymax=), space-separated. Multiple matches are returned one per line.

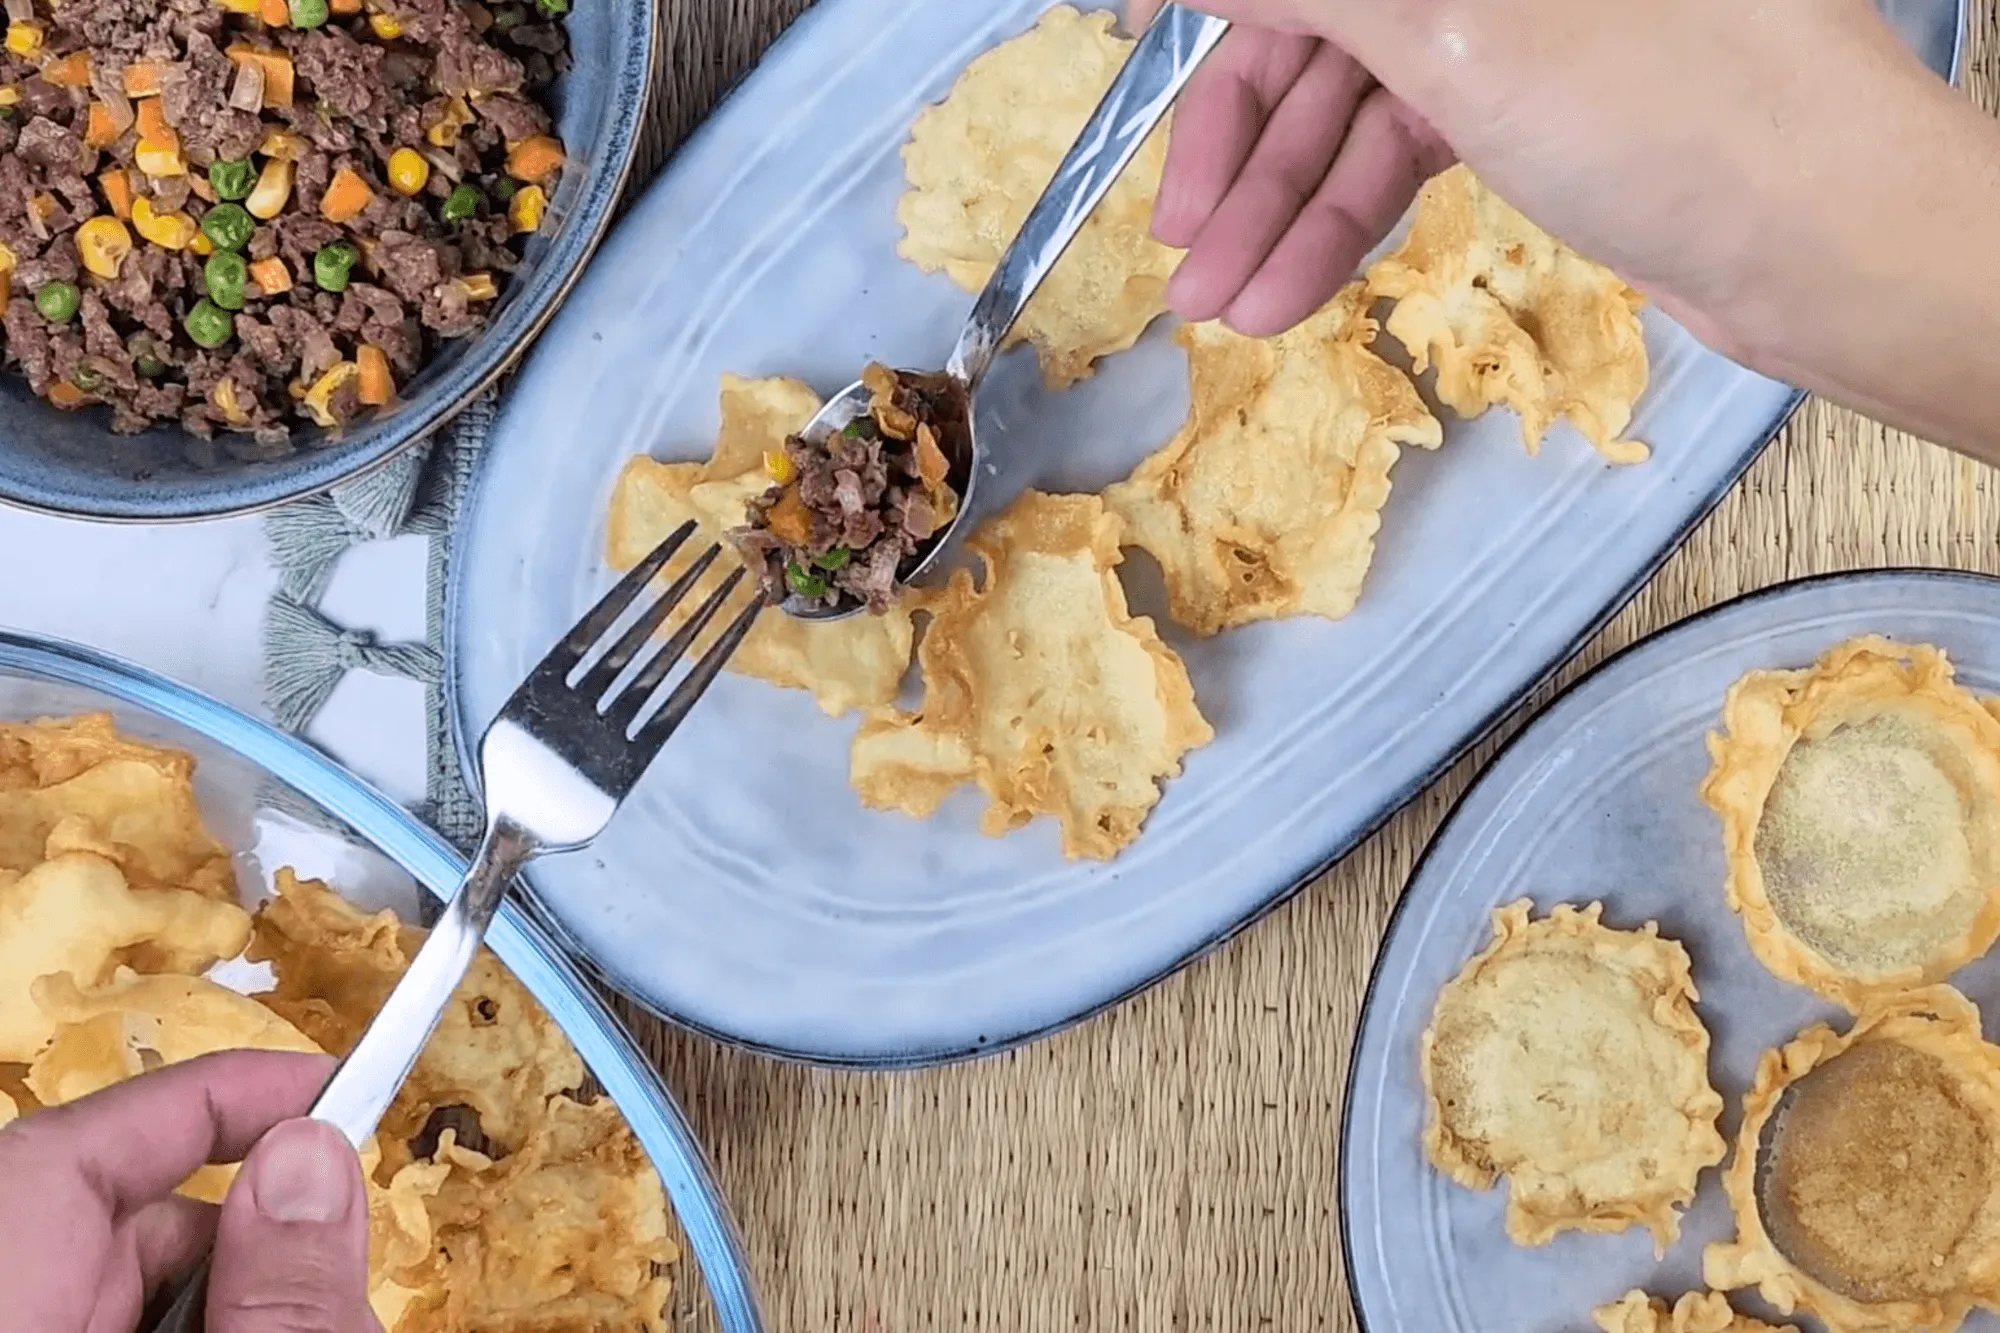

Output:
xmin=144 ymin=520 xmax=761 ymax=1333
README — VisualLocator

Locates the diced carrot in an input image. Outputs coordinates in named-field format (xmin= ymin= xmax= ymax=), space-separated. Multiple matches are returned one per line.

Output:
xmin=0 ymin=272 xmax=10 ymax=307
xmin=122 ymin=59 xmax=165 ymax=97
xmin=331 ymin=0 xmax=362 ymax=13
xmin=259 ymin=51 xmax=292 ymax=106
xmin=504 ymin=134 xmax=563 ymax=184
xmin=134 ymin=96 xmax=171 ymax=144
xmin=83 ymin=101 xmax=119 ymax=149
xmin=98 ymin=168 xmax=131 ymax=219
xmin=766 ymin=488 xmax=812 ymax=546
xmin=356 ymin=343 xmax=392 ymax=405
xmin=47 ymin=381 xmax=89 ymax=408
xmin=248 ymin=255 xmax=291 ymax=294
xmin=224 ymin=43 xmax=292 ymax=108
xmin=259 ymin=0 xmax=287 ymax=24
xmin=318 ymin=166 xmax=373 ymax=223
xmin=40 ymin=51 xmax=90 ymax=89
xmin=504 ymin=134 xmax=564 ymax=182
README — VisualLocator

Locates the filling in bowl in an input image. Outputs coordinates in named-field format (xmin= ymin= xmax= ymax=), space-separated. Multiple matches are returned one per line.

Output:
xmin=0 ymin=0 xmax=567 ymax=443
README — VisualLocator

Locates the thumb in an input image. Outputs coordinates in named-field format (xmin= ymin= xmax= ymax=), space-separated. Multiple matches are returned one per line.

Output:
xmin=207 ymin=1118 xmax=381 ymax=1333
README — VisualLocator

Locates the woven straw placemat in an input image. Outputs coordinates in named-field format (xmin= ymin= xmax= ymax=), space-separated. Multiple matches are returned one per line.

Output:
xmin=599 ymin=4 xmax=2000 ymax=1329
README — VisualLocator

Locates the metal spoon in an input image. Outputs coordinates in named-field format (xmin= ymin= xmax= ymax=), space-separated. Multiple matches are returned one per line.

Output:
xmin=780 ymin=2 xmax=1230 ymax=621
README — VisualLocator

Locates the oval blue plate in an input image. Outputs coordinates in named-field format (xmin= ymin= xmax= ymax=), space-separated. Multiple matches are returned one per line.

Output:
xmin=447 ymin=0 xmax=1964 ymax=1067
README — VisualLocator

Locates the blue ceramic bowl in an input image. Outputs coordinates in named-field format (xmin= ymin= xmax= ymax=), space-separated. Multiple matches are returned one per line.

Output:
xmin=0 ymin=0 xmax=655 ymax=521
xmin=0 ymin=630 xmax=764 ymax=1333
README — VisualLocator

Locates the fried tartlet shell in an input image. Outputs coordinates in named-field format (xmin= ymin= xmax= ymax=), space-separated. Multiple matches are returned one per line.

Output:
xmin=1421 ymin=900 xmax=1725 ymax=1253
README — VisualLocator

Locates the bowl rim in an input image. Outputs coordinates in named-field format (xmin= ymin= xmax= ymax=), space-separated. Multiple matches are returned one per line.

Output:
xmin=0 ymin=627 xmax=766 ymax=1333
xmin=0 ymin=0 xmax=661 ymax=525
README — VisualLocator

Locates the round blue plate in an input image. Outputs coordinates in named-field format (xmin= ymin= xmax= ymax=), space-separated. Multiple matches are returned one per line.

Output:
xmin=1342 ymin=569 xmax=2000 ymax=1332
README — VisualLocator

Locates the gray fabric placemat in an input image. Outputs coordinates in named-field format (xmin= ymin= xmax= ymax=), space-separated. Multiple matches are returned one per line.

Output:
xmin=262 ymin=397 xmax=487 ymax=851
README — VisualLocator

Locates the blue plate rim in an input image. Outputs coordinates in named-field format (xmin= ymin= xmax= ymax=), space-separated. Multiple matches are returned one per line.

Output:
xmin=1332 ymin=564 xmax=2000 ymax=1333
xmin=0 ymin=628 xmax=766 ymax=1333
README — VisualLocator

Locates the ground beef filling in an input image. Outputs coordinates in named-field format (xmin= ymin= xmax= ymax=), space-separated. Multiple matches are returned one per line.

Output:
xmin=0 ymin=0 xmax=569 ymax=446
xmin=737 ymin=363 xmax=964 ymax=614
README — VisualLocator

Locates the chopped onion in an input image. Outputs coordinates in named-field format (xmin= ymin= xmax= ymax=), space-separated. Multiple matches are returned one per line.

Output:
xmin=227 ymin=58 xmax=264 ymax=113
xmin=419 ymin=146 xmax=461 ymax=183
xmin=3 ymin=0 xmax=34 ymax=27
xmin=89 ymin=67 xmax=135 ymax=134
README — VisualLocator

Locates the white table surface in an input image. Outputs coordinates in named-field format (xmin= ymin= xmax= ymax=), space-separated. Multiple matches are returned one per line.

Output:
xmin=0 ymin=506 xmax=434 ymax=808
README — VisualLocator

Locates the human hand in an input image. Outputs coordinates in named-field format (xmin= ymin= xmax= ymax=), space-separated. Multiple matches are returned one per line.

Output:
xmin=0 ymin=1048 xmax=382 ymax=1333
xmin=1126 ymin=0 xmax=1451 ymax=336
xmin=1131 ymin=0 xmax=1969 ymax=351
xmin=1128 ymin=0 xmax=2000 ymax=456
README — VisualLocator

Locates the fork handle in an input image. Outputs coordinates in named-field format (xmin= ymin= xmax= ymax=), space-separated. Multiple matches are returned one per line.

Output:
xmin=311 ymin=815 xmax=538 ymax=1146
xmin=136 ymin=815 xmax=539 ymax=1333
xmin=946 ymin=3 xmax=1229 ymax=388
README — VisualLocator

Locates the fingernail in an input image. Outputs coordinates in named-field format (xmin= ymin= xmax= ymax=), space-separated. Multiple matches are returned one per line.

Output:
xmin=249 ymin=1120 xmax=355 ymax=1224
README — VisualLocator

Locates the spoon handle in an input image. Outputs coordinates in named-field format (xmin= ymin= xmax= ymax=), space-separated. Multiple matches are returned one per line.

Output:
xmin=946 ymin=4 xmax=1229 ymax=388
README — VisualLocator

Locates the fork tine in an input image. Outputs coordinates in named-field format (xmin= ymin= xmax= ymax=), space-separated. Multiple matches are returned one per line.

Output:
xmin=639 ymin=593 xmax=766 ymax=744
xmin=560 ymin=520 xmax=699 ymax=660
xmin=576 ymin=544 xmax=723 ymax=700
xmin=605 ymin=564 xmax=749 ymax=730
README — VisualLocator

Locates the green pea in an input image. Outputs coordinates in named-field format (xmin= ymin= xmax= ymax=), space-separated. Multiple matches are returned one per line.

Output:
xmin=199 ymin=202 xmax=254 ymax=252
xmin=68 ymin=365 xmax=102 ymax=392
xmin=491 ymin=4 xmax=525 ymax=28
xmin=287 ymin=0 xmax=329 ymax=26
xmin=34 ymin=281 xmax=77 ymax=323
xmin=488 ymin=177 xmax=517 ymax=203
xmin=813 ymin=547 xmax=852 ymax=572
xmin=440 ymin=183 xmax=482 ymax=223
xmin=313 ymin=241 xmax=358 ymax=293
xmin=204 ymin=251 xmax=248 ymax=311
xmin=134 ymin=354 xmax=166 ymax=378
xmin=208 ymin=159 xmax=255 ymax=202
xmin=840 ymin=419 xmax=866 ymax=439
xmin=184 ymin=298 xmax=233 ymax=349
xmin=533 ymin=0 xmax=566 ymax=17
xmin=784 ymin=563 xmax=827 ymax=600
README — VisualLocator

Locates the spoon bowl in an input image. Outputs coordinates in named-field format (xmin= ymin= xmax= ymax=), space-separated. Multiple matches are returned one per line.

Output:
xmin=778 ymin=370 xmax=982 ymax=621
xmin=774 ymin=3 xmax=1229 ymax=622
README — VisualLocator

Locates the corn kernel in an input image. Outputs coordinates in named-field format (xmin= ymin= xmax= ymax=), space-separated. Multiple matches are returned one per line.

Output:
xmin=386 ymin=147 xmax=428 ymax=197
xmin=367 ymin=10 xmax=400 ymax=36
xmin=456 ymin=271 xmax=496 ymax=301
xmin=189 ymin=230 xmax=213 ymax=256
xmin=257 ymin=128 xmax=303 ymax=161
xmin=424 ymin=96 xmax=471 ymax=147
xmin=506 ymin=183 xmax=546 ymax=235
xmin=301 ymin=361 xmax=357 ymax=427
xmin=0 ymin=240 xmax=17 ymax=273
xmin=133 ymin=136 xmax=185 ymax=178
xmin=130 ymin=196 xmax=198 ymax=249
xmin=245 ymin=156 xmax=293 ymax=220
xmin=763 ymin=449 xmax=794 ymax=485
xmin=0 ymin=85 xmax=20 ymax=107
xmin=211 ymin=378 xmax=249 ymax=425
xmin=215 ymin=0 xmax=262 ymax=13
xmin=5 ymin=21 xmax=44 ymax=58
xmin=74 ymin=215 xmax=132 ymax=278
